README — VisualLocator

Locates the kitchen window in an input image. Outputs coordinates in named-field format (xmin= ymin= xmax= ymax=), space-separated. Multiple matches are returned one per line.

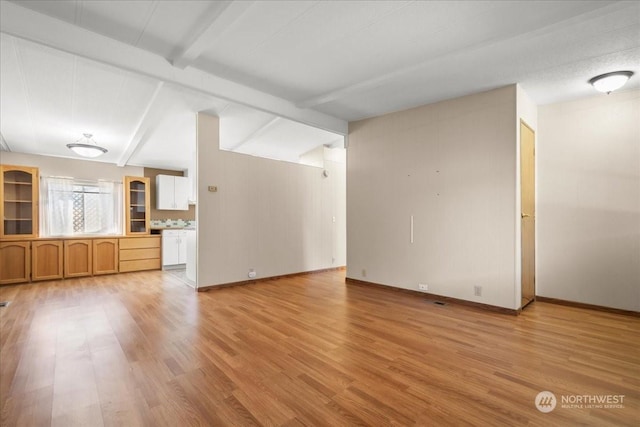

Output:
xmin=40 ymin=176 xmax=122 ymax=236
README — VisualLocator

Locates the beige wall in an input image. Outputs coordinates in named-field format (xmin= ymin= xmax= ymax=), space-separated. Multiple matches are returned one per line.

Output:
xmin=347 ymin=86 xmax=519 ymax=309
xmin=537 ymin=90 xmax=640 ymax=311
xmin=196 ymin=113 xmax=346 ymax=288
xmin=0 ymin=151 xmax=143 ymax=181
xmin=144 ymin=167 xmax=196 ymax=221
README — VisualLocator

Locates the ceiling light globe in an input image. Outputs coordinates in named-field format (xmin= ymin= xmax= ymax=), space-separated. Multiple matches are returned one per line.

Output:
xmin=589 ymin=71 xmax=633 ymax=94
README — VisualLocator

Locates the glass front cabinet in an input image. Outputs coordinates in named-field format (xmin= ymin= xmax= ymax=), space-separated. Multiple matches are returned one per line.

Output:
xmin=1 ymin=165 xmax=39 ymax=239
xmin=124 ymin=176 xmax=150 ymax=235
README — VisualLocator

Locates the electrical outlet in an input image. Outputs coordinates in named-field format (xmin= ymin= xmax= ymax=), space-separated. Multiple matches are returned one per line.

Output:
xmin=248 ymin=269 xmax=257 ymax=279
xmin=418 ymin=284 xmax=428 ymax=291
xmin=474 ymin=285 xmax=482 ymax=297
xmin=362 ymin=269 xmax=367 ymax=277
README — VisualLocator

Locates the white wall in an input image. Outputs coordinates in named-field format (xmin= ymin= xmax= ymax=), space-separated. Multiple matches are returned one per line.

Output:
xmin=0 ymin=151 xmax=143 ymax=181
xmin=537 ymin=90 xmax=640 ymax=311
xmin=196 ymin=113 xmax=346 ymax=288
xmin=347 ymin=86 xmax=519 ymax=309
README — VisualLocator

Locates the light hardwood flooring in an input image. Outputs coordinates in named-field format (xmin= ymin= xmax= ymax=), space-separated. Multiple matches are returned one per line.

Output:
xmin=0 ymin=270 xmax=638 ymax=426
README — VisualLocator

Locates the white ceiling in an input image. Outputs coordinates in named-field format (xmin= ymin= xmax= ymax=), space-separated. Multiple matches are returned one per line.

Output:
xmin=1 ymin=0 xmax=639 ymax=169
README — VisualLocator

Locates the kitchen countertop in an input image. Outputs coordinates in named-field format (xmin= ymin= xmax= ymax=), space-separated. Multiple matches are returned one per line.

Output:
xmin=150 ymin=227 xmax=195 ymax=232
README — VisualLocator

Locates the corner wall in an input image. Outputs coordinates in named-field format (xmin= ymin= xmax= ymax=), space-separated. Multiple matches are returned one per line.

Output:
xmin=347 ymin=86 xmax=518 ymax=309
xmin=196 ymin=113 xmax=346 ymax=288
xmin=537 ymin=90 xmax=640 ymax=311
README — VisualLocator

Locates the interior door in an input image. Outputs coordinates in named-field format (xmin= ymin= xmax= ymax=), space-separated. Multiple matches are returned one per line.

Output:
xmin=520 ymin=121 xmax=536 ymax=308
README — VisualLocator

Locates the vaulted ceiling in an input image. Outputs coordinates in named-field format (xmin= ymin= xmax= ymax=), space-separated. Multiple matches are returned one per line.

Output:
xmin=1 ymin=0 xmax=638 ymax=170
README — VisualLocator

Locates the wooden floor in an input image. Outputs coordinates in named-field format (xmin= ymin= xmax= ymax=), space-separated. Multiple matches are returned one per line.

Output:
xmin=0 ymin=270 xmax=638 ymax=426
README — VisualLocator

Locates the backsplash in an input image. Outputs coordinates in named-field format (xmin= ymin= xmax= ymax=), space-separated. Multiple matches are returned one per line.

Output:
xmin=151 ymin=219 xmax=196 ymax=228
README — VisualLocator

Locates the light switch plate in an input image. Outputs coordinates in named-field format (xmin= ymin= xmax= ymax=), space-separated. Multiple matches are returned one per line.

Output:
xmin=208 ymin=185 xmax=217 ymax=192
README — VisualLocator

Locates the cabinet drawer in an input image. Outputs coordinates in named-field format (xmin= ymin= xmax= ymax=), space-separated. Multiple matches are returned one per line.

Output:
xmin=119 ymin=258 xmax=161 ymax=272
xmin=119 ymin=236 xmax=160 ymax=250
xmin=120 ymin=248 xmax=160 ymax=261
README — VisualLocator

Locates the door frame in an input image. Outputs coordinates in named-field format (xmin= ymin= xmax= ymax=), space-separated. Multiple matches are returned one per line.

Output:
xmin=520 ymin=119 xmax=536 ymax=309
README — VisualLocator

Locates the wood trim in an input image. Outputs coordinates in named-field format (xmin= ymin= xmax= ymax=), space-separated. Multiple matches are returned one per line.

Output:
xmin=197 ymin=266 xmax=347 ymax=292
xmin=345 ymin=277 xmax=521 ymax=316
xmin=536 ymin=296 xmax=640 ymax=317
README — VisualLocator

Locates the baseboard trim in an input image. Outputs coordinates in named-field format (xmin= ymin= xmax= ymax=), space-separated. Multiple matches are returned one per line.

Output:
xmin=197 ymin=266 xmax=346 ymax=292
xmin=536 ymin=296 xmax=640 ymax=317
xmin=345 ymin=277 xmax=520 ymax=316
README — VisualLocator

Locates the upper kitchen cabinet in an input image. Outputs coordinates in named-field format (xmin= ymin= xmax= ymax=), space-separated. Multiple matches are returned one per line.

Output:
xmin=124 ymin=176 xmax=150 ymax=235
xmin=1 ymin=165 xmax=39 ymax=239
xmin=156 ymin=174 xmax=189 ymax=210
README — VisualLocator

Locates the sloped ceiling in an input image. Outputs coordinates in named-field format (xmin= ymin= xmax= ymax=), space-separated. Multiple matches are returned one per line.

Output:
xmin=1 ymin=0 xmax=638 ymax=169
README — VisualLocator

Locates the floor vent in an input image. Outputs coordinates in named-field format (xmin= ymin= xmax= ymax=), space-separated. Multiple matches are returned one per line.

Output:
xmin=0 ymin=301 xmax=10 ymax=308
xmin=432 ymin=301 xmax=447 ymax=306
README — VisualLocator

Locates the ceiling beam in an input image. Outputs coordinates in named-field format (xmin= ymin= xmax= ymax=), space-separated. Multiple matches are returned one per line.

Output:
xmin=169 ymin=0 xmax=255 ymax=69
xmin=295 ymin=1 xmax=632 ymax=110
xmin=117 ymin=81 xmax=165 ymax=167
xmin=228 ymin=116 xmax=281 ymax=151
xmin=0 ymin=2 xmax=347 ymax=136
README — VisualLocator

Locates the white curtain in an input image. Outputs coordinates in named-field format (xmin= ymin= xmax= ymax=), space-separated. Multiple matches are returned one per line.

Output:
xmin=41 ymin=177 xmax=74 ymax=236
xmin=98 ymin=180 xmax=122 ymax=235
xmin=41 ymin=177 xmax=122 ymax=237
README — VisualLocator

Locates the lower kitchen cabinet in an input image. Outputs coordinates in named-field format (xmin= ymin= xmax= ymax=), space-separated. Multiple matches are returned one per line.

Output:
xmin=162 ymin=230 xmax=187 ymax=266
xmin=93 ymin=239 xmax=118 ymax=275
xmin=64 ymin=239 xmax=92 ymax=278
xmin=0 ymin=241 xmax=30 ymax=285
xmin=119 ymin=236 xmax=161 ymax=272
xmin=31 ymin=240 xmax=63 ymax=281
xmin=1 ymin=236 xmax=161 ymax=285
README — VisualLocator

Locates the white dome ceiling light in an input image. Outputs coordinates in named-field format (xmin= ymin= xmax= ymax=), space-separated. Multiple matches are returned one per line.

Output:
xmin=67 ymin=133 xmax=108 ymax=158
xmin=589 ymin=71 xmax=634 ymax=94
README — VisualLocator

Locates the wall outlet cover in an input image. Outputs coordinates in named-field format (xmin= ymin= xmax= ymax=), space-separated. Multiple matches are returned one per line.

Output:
xmin=418 ymin=284 xmax=428 ymax=291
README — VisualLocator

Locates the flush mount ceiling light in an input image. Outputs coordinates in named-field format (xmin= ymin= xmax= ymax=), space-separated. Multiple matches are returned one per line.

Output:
xmin=589 ymin=71 xmax=634 ymax=94
xmin=66 ymin=133 xmax=107 ymax=158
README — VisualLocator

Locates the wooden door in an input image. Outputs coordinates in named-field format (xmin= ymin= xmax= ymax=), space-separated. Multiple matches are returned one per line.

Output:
xmin=32 ymin=240 xmax=63 ymax=281
xmin=0 ymin=241 xmax=30 ymax=284
xmin=64 ymin=240 xmax=92 ymax=277
xmin=520 ymin=121 xmax=536 ymax=308
xmin=93 ymin=239 xmax=118 ymax=275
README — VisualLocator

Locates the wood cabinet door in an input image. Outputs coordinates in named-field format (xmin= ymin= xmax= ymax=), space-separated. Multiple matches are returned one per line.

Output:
xmin=64 ymin=240 xmax=92 ymax=278
xmin=31 ymin=240 xmax=63 ymax=281
xmin=125 ymin=176 xmax=150 ymax=235
xmin=1 ymin=165 xmax=39 ymax=239
xmin=173 ymin=176 xmax=190 ymax=210
xmin=0 ymin=241 xmax=30 ymax=284
xmin=93 ymin=239 xmax=118 ymax=275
